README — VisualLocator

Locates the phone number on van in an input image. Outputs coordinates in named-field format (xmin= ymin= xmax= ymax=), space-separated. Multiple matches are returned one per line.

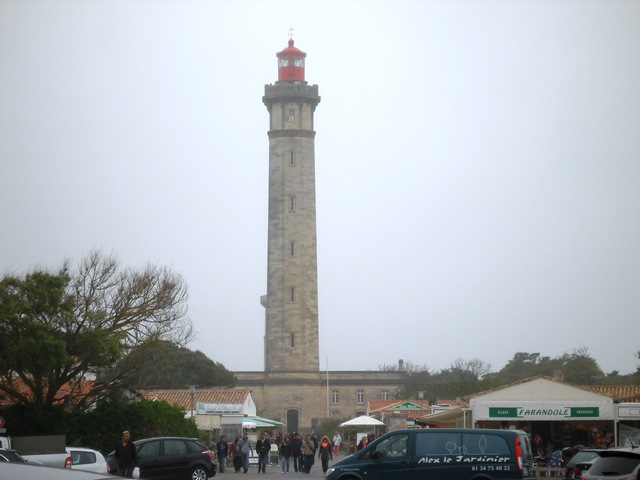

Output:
xmin=472 ymin=465 xmax=512 ymax=472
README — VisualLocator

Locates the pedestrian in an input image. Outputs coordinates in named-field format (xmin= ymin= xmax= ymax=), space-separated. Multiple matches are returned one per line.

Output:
xmin=256 ymin=431 xmax=271 ymax=474
xmin=237 ymin=431 xmax=254 ymax=474
xmin=318 ymin=436 xmax=333 ymax=474
xmin=291 ymin=432 xmax=302 ymax=472
xmin=114 ymin=430 xmax=137 ymax=478
xmin=280 ymin=435 xmax=292 ymax=474
xmin=357 ymin=434 xmax=367 ymax=451
xmin=301 ymin=434 xmax=316 ymax=474
xmin=216 ymin=435 xmax=228 ymax=474
xmin=230 ymin=437 xmax=243 ymax=473
xmin=332 ymin=431 xmax=341 ymax=458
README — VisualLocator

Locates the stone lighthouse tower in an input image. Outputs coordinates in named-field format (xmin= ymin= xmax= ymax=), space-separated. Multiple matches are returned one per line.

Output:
xmin=234 ymin=39 xmax=404 ymax=432
xmin=261 ymin=39 xmax=321 ymax=372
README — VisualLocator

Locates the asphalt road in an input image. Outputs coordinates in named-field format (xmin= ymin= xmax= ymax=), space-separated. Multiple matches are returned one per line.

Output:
xmin=217 ymin=457 xmax=345 ymax=478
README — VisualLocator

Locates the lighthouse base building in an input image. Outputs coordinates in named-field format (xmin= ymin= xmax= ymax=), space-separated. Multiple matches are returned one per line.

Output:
xmin=234 ymin=38 xmax=405 ymax=432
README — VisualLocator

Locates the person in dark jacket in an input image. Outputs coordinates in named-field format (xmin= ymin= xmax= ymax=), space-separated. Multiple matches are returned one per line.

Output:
xmin=256 ymin=431 xmax=271 ymax=473
xmin=215 ymin=435 xmax=229 ymax=473
xmin=280 ymin=435 xmax=293 ymax=474
xmin=317 ymin=436 xmax=333 ymax=474
xmin=291 ymin=433 xmax=303 ymax=472
xmin=114 ymin=431 xmax=137 ymax=478
xmin=230 ymin=437 xmax=243 ymax=473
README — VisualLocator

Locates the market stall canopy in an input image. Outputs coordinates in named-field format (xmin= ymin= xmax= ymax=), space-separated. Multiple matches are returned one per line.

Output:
xmin=339 ymin=415 xmax=385 ymax=427
xmin=243 ymin=415 xmax=285 ymax=429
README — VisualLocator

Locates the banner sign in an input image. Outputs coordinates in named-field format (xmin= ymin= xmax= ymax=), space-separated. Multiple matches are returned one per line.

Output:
xmin=488 ymin=406 xmax=600 ymax=420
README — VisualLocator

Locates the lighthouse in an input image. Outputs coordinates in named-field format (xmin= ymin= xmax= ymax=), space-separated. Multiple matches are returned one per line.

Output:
xmin=234 ymin=39 xmax=403 ymax=433
xmin=262 ymin=39 xmax=321 ymax=372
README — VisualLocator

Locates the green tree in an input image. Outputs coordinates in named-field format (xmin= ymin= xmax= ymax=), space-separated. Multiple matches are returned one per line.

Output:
xmin=108 ymin=339 xmax=236 ymax=389
xmin=558 ymin=347 xmax=604 ymax=384
xmin=0 ymin=251 xmax=192 ymax=415
xmin=72 ymin=399 xmax=199 ymax=453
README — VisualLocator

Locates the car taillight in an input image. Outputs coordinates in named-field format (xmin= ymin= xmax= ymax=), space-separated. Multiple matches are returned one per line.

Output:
xmin=107 ymin=462 xmax=111 ymax=474
xmin=515 ymin=436 xmax=523 ymax=474
xmin=64 ymin=455 xmax=72 ymax=468
xmin=202 ymin=450 xmax=212 ymax=458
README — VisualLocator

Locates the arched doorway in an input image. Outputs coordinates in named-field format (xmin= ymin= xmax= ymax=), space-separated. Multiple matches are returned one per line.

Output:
xmin=287 ymin=409 xmax=299 ymax=433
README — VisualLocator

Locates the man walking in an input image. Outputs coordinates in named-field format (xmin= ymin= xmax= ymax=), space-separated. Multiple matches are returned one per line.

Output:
xmin=256 ymin=431 xmax=271 ymax=474
xmin=237 ymin=431 xmax=254 ymax=474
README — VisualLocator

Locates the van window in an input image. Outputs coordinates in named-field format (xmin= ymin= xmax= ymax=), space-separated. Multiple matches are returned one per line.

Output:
xmin=462 ymin=433 xmax=510 ymax=455
xmin=416 ymin=432 xmax=461 ymax=456
xmin=364 ymin=433 xmax=409 ymax=458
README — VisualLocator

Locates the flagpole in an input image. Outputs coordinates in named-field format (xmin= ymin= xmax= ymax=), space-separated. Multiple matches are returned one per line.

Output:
xmin=326 ymin=356 xmax=330 ymax=418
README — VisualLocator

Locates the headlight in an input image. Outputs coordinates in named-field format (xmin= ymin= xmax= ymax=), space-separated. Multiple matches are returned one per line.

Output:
xmin=325 ymin=467 xmax=335 ymax=476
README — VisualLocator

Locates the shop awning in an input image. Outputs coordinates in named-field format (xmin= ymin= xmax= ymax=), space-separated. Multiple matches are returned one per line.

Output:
xmin=416 ymin=407 xmax=468 ymax=427
xmin=242 ymin=415 xmax=285 ymax=429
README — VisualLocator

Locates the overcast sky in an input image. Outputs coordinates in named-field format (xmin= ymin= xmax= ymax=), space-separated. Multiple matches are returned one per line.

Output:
xmin=1 ymin=0 xmax=639 ymax=377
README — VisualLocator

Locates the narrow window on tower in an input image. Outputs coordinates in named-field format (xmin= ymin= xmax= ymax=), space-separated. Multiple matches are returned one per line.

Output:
xmin=289 ymin=150 xmax=295 ymax=166
xmin=290 ymin=240 xmax=295 ymax=256
xmin=290 ymin=333 xmax=295 ymax=347
xmin=289 ymin=109 xmax=295 ymax=123
xmin=331 ymin=390 xmax=339 ymax=404
xmin=382 ymin=389 xmax=390 ymax=400
xmin=356 ymin=390 xmax=365 ymax=404
xmin=289 ymin=195 xmax=296 ymax=212
xmin=290 ymin=286 xmax=295 ymax=302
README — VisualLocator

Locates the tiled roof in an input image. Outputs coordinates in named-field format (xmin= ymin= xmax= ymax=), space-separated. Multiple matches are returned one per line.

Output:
xmin=0 ymin=378 xmax=100 ymax=406
xmin=464 ymin=375 xmax=600 ymax=400
xmin=138 ymin=388 xmax=251 ymax=411
xmin=368 ymin=398 xmax=467 ymax=419
xmin=582 ymin=385 xmax=640 ymax=401
xmin=368 ymin=399 xmax=432 ymax=413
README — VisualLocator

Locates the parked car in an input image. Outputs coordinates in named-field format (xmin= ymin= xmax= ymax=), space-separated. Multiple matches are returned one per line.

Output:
xmin=107 ymin=437 xmax=216 ymax=480
xmin=0 ymin=447 xmax=28 ymax=463
xmin=0 ymin=461 xmax=111 ymax=479
xmin=583 ymin=446 xmax=640 ymax=480
xmin=629 ymin=463 xmax=640 ymax=480
xmin=67 ymin=446 xmax=109 ymax=474
xmin=564 ymin=448 xmax=602 ymax=479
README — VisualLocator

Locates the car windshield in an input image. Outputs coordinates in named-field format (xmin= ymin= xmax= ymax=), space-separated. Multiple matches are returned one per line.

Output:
xmin=568 ymin=450 xmax=601 ymax=467
xmin=589 ymin=456 xmax=640 ymax=475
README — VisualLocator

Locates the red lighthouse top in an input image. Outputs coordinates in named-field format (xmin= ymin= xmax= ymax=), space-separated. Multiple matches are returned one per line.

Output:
xmin=276 ymin=38 xmax=306 ymax=82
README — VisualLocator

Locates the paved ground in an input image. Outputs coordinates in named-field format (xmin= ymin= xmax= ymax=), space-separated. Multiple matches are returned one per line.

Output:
xmin=217 ymin=457 xmax=345 ymax=478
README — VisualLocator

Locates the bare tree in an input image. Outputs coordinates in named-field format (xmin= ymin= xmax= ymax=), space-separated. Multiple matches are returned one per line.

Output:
xmin=0 ymin=250 xmax=193 ymax=411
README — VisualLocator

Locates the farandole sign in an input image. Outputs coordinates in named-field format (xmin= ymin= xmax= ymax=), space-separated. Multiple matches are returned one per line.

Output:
xmin=489 ymin=407 xmax=599 ymax=419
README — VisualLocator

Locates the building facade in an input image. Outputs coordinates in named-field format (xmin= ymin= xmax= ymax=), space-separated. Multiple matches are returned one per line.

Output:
xmin=235 ymin=38 xmax=404 ymax=432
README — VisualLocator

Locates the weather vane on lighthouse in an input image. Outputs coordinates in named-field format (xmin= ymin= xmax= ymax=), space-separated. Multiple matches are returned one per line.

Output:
xmin=288 ymin=25 xmax=295 ymax=41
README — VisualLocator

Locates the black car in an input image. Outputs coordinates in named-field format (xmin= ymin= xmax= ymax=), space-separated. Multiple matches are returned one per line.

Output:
xmin=107 ymin=437 xmax=216 ymax=480
xmin=564 ymin=448 xmax=602 ymax=479
xmin=583 ymin=446 xmax=640 ymax=480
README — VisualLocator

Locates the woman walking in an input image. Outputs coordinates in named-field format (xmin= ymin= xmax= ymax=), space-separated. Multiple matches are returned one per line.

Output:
xmin=280 ymin=435 xmax=292 ymax=474
xmin=318 ymin=436 xmax=333 ymax=474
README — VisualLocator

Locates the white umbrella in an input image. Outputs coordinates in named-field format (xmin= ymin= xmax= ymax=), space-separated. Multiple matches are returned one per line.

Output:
xmin=339 ymin=415 xmax=385 ymax=427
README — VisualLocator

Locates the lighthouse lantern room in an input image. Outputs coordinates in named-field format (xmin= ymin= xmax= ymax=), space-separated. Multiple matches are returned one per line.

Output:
xmin=277 ymin=39 xmax=306 ymax=83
